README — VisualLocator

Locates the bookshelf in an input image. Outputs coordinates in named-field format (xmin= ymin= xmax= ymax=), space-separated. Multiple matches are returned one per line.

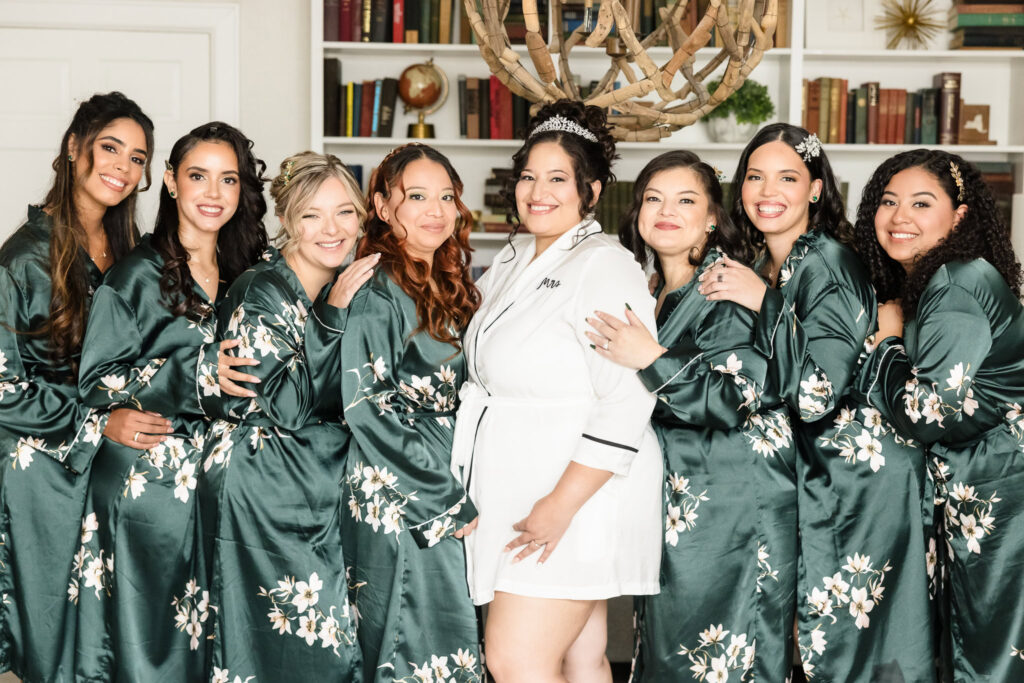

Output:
xmin=310 ymin=0 xmax=1024 ymax=264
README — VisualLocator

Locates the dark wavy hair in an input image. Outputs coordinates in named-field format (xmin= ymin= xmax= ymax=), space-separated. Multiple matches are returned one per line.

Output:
xmin=853 ymin=149 xmax=1022 ymax=318
xmin=619 ymin=150 xmax=754 ymax=280
xmin=153 ymin=122 xmax=268 ymax=319
xmin=500 ymin=99 xmax=618 ymax=238
xmin=43 ymin=91 xmax=154 ymax=374
xmin=357 ymin=143 xmax=480 ymax=346
xmin=730 ymin=123 xmax=852 ymax=257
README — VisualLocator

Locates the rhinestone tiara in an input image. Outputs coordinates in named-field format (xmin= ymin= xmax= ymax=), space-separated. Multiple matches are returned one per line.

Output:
xmin=529 ymin=115 xmax=599 ymax=143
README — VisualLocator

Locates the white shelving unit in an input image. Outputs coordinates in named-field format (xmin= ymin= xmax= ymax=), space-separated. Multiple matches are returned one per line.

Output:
xmin=310 ymin=0 xmax=1024 ymax=264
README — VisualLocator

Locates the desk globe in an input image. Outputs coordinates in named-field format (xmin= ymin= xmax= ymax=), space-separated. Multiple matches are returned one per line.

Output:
xmin=398 ymin=59 xmax=448 ymax=138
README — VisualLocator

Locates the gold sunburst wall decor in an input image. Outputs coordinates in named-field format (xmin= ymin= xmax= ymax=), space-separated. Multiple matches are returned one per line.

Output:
xmin=876 ymin=0 xmax=944 ymax=49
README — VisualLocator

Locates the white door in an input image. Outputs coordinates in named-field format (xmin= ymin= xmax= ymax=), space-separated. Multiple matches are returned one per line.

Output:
xmin=0 ymin=1 xmax=239 ymax=242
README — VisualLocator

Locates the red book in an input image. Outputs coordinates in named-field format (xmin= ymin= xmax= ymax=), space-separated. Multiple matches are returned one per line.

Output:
xmin=339 ymin=0 xmax=352 ymax=41
xmin=350 ymin=0 xmax=363 ymax=40
xmin=806 ymin=80 xmax=821 ymax=137
xmin=359 ymin=80 xmax=375 ymax=137
xmin=878 ymin=89 xmax=891 ymax=144
xmin=865 ymin=82 xmax=880 ymax=143
xmin=489 ymin=76 xmax=500 ymax=140
xmin=392 ymin=0 xmax=404 ymax=42
xmin=499 ymin=80 xmax=513 ymax=139
xmin=894 ymin=89 xmax=907 ymax=145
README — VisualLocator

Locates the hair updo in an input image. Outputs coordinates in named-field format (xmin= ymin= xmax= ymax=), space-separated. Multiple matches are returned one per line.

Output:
xmin=501 ymin=99 xmax=619 ymax=227
xmin=269 ymin=151 xmax=366 ymax=254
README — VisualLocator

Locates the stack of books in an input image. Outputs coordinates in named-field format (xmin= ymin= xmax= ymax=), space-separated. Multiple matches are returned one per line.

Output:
xmin=949 ymin=2 xmax=1024 ymax=49
xmin=801 ymin=72 xmax=971 ymax=145
xmin=457 ymin=75 xmax=533 ymax=140
xmin=593 ymin=180 xmax=635 ymax=235
xmin=323 ymin=0 xmax=547 ymax=44
xmin=323 ymin=59 xmax=400 ymax=138
xmin=978 ymin=162 xmax=1015 ymax=227
xmin=478 ymin=169 xmax=515 ymax=233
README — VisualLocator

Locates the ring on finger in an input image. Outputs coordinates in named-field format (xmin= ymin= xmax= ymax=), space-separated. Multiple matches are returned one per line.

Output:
xmin=603 ymin=340 xmax=611 ymax=350
xmin=530 ymin=540 xmax=542 ymax=548
xmin=717 ymin=273 xmax=724 ymax=283
xmin=133 ymin=431 xmax=141 ymax=441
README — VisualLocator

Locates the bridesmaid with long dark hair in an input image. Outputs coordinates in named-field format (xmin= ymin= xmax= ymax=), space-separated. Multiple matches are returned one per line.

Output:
xmin=72 ymin=122 xmax=267 ymax=680
xmin=0 ymin=92 xmax=156 ymax=681
xmin=698 ymin=124 xmax=935 ymax=680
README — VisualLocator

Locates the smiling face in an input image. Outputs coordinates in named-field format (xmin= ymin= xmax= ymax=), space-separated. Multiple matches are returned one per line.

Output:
xmin=287 ymin=175 xmax=361 ymax=277
xmin=72 ymin=117 xmax=148 ymax=211
xmin=514 ymin=141 xmax=600 ymax=245
xmin=375 ymin=157 xmax=457 ymax=264
xmin=874 ymin=166 xmax=966 ymax=271
xmin=165 ymin=140 xmax=241 ymax=240
xmin=637 ymin=166 xmax=715 ymax=264
xmin=740 ymin=140 xmax=823 ymax=242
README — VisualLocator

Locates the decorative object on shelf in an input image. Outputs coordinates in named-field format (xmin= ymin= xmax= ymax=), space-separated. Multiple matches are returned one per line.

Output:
xmin=462 ymin=0 xmax=779 ymax=141
xmin=806 ymin=0 xmax=886 ymax=50
xmin=875 ymin=0 xmax=942 ymax=50
xmin=397 ymin=59 xmax=449 ymax=138
xmin=704 ymin=77 xmax=775 ymax=142
xmin=959 ymin=102 xmax=995 ymax=146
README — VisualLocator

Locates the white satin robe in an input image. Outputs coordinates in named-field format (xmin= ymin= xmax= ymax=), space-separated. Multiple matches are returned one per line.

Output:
xmin=453 ymin=221 xmax=663 ymax=604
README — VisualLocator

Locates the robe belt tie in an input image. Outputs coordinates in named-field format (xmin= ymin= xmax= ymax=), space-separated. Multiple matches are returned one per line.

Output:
xmin=450 ymin=381 xmax=587 ymax=485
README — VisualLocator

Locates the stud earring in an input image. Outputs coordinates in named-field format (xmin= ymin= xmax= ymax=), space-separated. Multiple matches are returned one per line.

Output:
xmin=169 ymin=190 xmax=176 ymax=198
xmin=811 ymin=195 xmax=819 ymax=202
xmin=67 ymin=154 xmax=73 ymax=162
xmin=707 ymin=224 xmax=717 ymax=232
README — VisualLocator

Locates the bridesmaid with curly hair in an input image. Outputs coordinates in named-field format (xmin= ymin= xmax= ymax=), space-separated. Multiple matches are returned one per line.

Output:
xmin=853 ymin=149 xmax=1024 ymax=681
xmin=340 ymin=143 xmax=484 ymax=683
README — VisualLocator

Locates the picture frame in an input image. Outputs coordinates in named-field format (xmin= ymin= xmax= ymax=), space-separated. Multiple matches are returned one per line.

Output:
xmin=805 ymin=0 xmax=889 ymax=50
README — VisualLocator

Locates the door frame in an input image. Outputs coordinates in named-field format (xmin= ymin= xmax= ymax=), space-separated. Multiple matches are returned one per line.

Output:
xmin=0 ymin=0 xmax=239 ymax=122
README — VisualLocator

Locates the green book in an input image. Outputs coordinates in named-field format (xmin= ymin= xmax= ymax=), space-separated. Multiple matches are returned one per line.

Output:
xmin=904 ymin=91 xmax=915 ymax=146
xmin=430 ymin=0 xmax=441 ymax=43
xmin=951 ymin=13 xmax=1024 ymax=28
xmin=854 ymin=85 xmax=868 ymax=144
xmin=818 ymin=77 xmax=831 ymax=145
xmin=918 ymin=87 xmax=939 ymax=145
xmin=420 ymin=0 xmax=431 ymax=44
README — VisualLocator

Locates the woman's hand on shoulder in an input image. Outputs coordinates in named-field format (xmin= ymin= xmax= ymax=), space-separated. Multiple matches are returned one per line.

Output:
xmin=218 ymin=338 xmax=260 ymax=398
xmin=453 ymin=516 xmax=478 ymax=539
xmin=505 ymin=493 xmax=577 ymax=564
xmin=697 ymin=255 xmax=767 ymax=313
xmin=103 ymin=408 xmax=171 ymax=450
xmin=876 ymin=299 xmax=904 ymax=340
xmin=585 ymin=307 xmax=665 ymax=370
xmin=327 ymin=253 xmax=380 ymax=309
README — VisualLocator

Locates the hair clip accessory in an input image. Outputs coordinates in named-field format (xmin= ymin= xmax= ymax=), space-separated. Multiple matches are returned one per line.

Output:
xmin=949 ymin=161 xmax=965 ymax=202
xmin=283 ymin=160 xmax=295 ymax=186
xmin=794 ymin=133 xmax=822 ymax=162
xmin=164 ymin=160 xmax=173 ymax=171
xmin=529 ymin=115 xmax=599 ymax=143
xmin=713 ymin=166 xmax=726 ymax=182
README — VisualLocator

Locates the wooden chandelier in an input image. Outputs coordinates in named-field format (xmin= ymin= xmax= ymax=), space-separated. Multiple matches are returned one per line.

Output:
xmin=463 ymin=0 xmax=778 ymax=141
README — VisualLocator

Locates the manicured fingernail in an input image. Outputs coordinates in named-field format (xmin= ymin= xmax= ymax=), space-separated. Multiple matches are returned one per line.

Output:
xmin=537 ymin=560 xmax=544 ymax=565
xmin=247 ymin=391 xmax=257 ymax=398
xmin=625 ymin=302 xmax=632 ymax=310
xmin=589 ymin=344 xmax=595 ymax=349
xmin=511 ymin=557 xmax=521 ymax=564
xmin=252 ymin=378 xmax=262 ymax=383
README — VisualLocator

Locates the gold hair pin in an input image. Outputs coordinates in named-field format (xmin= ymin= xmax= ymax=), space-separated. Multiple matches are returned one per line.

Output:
xmin=949 ymin=161 xmax=964 ymax=202
xmin=283 ymin=159 xmax=295 ymax=185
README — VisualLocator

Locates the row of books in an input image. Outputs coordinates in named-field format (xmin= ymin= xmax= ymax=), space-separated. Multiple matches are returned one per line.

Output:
xmin=457 ymin=76 xmax=533 ymax=140
xmin=801 ymin=72 xmax=973 ymax=146
xmin=323 ymin=0 xmax=545 ymax=44
xmin=323 ymin=59 xmax=401 ymax=138
xmin=949 ymin=2 xmax=1024 ymax=49
xmin=978 ymin=161 xmax=1015 ymax=228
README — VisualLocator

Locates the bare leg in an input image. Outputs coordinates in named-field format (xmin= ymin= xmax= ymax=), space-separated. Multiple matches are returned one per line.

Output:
xmin=486 ymin=592 xmax=596 ymax=683
xmin=562 ymin=599 xmax=612 ymax=683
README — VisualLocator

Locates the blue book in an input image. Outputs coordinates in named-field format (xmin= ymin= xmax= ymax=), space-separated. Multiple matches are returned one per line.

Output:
xmin=371 ymin=79 xmax=383 ymax=137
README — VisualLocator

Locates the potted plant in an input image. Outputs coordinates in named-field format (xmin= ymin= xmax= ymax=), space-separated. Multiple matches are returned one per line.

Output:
xmin=704 ymin=78 xmax=775 ymax=143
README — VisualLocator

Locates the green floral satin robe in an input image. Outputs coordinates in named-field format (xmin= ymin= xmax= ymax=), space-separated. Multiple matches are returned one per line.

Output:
xmin=856 ymin=259 xmax=1024 ymax=681
xmin=340 ymin=271 xmax=482 ymax=683
xmin=0 ymin=206 xmax=109 ymax=682
xmin=630 ymin=249 xmax=798 ymax=683
xmin=758 ymin=230 xmax=934 ymax=681
xmin=197 ymin=248 xmax=360 ymax=682
xmin=74 ymin=237 xmax=219 ymax=681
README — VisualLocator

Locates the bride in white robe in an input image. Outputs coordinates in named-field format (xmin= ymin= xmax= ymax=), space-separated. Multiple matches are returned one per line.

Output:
xmin=453 ymin=100 xmax=662 ymax=683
